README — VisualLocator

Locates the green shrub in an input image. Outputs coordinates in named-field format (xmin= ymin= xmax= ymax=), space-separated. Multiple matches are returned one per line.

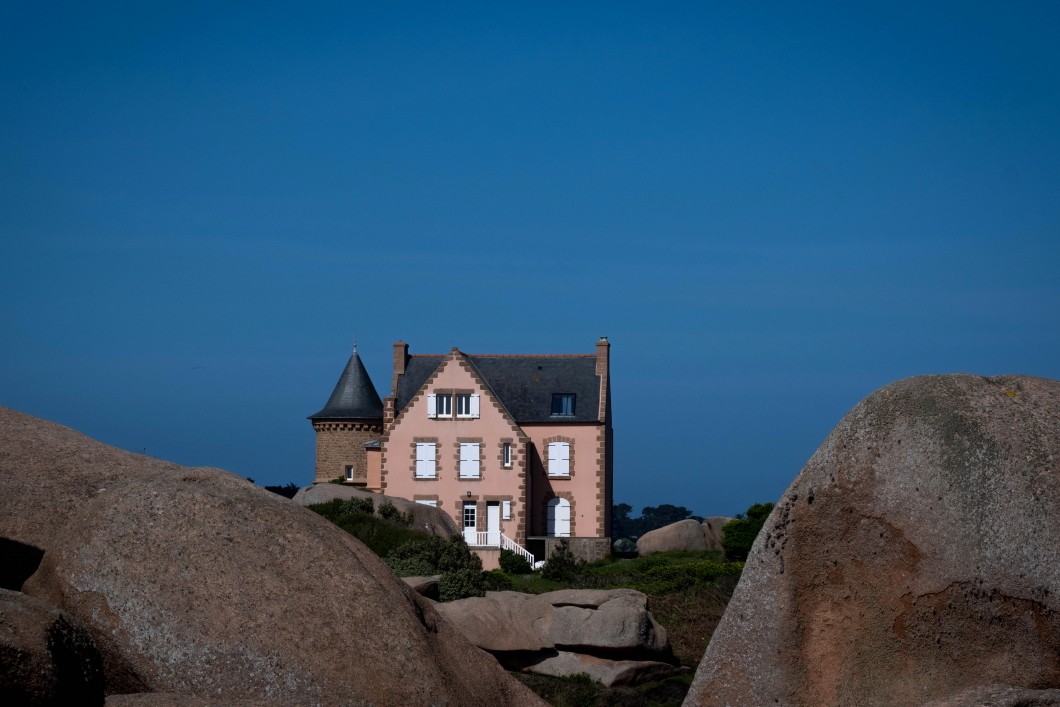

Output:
xmin=482 ymin=568 xmax=515 ymax=592
xmin=384 ymin=535 xmax=485 ymax=600
xmin=377 ymin=501 xmax=413 ymax=526
xmin=498 ymin=549 xmax=532 ymax=574
xmin=307 ymin=499 xmax=426 ymax=557
xmin=722 ymin=502 xmax=774 ymax=561
xmin=438 ymin=536 xmax=483 ymax=574
xmin=386 ymin=557 xmax=436 ymax=577
xmin=541 ymin=539 xmax=584 ymax=582
xmin=438 ymin=568 xmax=487 ymax=602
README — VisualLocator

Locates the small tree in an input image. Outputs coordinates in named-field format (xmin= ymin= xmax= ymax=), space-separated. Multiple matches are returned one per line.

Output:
xmin=541 ymin=539 xmax=584 ymax=582
xmin=499 ymin=549 xmax=532 ymax=574
xmin=721 ymin=502 xmax=775 ymax=561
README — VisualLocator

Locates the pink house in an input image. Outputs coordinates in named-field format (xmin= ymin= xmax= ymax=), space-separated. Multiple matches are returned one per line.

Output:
xmin=309 ymin=338 xmax=613 ymax=566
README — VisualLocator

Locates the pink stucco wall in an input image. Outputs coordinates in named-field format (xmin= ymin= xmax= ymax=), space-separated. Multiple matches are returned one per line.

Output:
xmin=521 ymin=422 xmax=609 ymax=538
xmin=381 ymin=353 xmax=531 ymax=544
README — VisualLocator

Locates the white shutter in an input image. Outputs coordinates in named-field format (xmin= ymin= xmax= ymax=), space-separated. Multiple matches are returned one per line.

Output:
xmin=548 ymin=442 xmax=570 ymax=476
xmin=470 ymin=394 xmax=480 ymax=418
xmin=416 ymin=443 xmax=437 ymax=478
xmin=459 ymin=443 xmax=480 ymax=478
xmin=427 ymin=394 xmax=437 ymax=419
xmin=546 ymin=498 xmax=571 ymax=537
xmin=502 ymin=500 xmax=511 ymax=520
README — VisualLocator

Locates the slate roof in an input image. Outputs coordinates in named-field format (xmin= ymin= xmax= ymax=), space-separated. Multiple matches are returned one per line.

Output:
xmin=308 ymin=352 xmax=384 ymax=420
xmin=395 ymin=353 xmax=601 ymax=424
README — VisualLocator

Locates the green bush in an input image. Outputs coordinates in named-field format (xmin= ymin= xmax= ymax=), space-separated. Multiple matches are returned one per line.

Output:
xmin=541 ymin=539 xmax=584 ymax=582
xmin=386 ymin=557 xmax=436 ymax=577
xmin=498 ymin=549 xmax=532 ymax=574
xmin=482 ymin=568 xmax=515 ymax=592
xmin=439 ymin=569 xmax=487 ymax=602
xmin=722 ymin=502 xmax=774 ymax=561
xmin=307 ymin=499 xmax=426 ymax=557
xmin=377 ymin=501 xmax=413 ymax=526
xmin=384 ymin=535 xmax=486 ymax=600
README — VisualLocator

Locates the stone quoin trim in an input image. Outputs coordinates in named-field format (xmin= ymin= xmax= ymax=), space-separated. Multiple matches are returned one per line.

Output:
xmin=595 ymin=427 xmax=607 ymax=537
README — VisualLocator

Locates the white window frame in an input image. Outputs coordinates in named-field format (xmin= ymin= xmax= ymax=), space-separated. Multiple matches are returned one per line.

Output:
xmin=415 ymin=499 xmax=438 ymax=507
xmin=502 ymin=442 xmax=512 ymax=468
xmin=428 ymin=393 xmax=452 ymax=419
xmin=502 ymin=500 xmax=512 ymax=520
xmin=415 ymin=442 xmax=437 ymax=478
xmin=459 ymin=442 xmax=481 ymax=479
xmin=547 ymin=441 xmax=570 ymax=477
xmin=456 ymin=393 xmax=480 ymax=419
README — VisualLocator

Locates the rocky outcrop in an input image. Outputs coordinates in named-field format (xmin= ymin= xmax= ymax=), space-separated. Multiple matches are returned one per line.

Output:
xmin=0 ymin=588 xmax=106 ymax=706
xmin=292 ymin=482 xmax=460 ymax=538
xmin=685 ymin=375 xmax=1060 ymax=706
xmin=702 ymin=517 xmax=734 ymax=551
xmin=636 ymin=517 xmax=734 ymax=555
xmin=435 ymin=589 xmax=683 ymax=687
xmin=0 ymin=406 xmax=543 ymax=706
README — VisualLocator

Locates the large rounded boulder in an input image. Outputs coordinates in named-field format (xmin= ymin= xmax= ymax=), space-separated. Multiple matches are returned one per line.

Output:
xmin=0 ymin=406 xmax=542 ymax=705
xmin=685 ymin=375 xmax=1060 ymax=706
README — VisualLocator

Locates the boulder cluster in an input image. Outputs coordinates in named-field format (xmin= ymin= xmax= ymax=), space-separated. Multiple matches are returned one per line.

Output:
xmin=0 ymin=406 xmax=542 ymax=705
xmin=435 ymin=588 xmax=684 ymax=687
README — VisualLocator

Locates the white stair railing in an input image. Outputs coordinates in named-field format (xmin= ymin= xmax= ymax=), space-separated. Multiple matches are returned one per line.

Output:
xmin=500 ymin=534 xmax=534 ymax=566
xmin=465 ymin=532 xmax=536 ymax=566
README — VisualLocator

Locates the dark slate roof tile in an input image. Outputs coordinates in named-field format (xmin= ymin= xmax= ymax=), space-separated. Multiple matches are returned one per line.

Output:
xmin=395 ymin=352 xmax=601 ymax=424
xmin=308 ymin=352 xmax=384 ymax=420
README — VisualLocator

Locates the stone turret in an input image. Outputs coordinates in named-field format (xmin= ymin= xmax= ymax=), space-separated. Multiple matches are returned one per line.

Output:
xmin=308 ymin=347 xmax=384 ymax=484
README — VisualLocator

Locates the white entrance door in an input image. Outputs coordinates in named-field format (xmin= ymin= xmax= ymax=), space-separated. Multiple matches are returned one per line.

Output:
xmin=547 ymin=498 xmax=571 ymax=537
xmin=486 ymin=502 xmax=501 ymax=546
xmin=463 ymin=502 xmax=478 ymax=544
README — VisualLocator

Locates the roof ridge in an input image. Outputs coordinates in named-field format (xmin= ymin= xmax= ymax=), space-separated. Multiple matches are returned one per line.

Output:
xmin=471 ymin=353 xmax=595 ymax=358
xmin=410 ymin=353 xmax=593 ymax=358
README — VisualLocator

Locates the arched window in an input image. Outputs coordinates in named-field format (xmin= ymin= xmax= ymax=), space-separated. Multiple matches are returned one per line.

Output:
xmin=546 ymin=498 xmax=571 ymax=537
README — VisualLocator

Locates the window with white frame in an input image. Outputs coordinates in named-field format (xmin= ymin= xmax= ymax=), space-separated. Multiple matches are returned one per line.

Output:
xmin=415 ymin=442 xmax=437 ymax=478
xmin=456 ymin=393 xmax=480 ymax=418
xmin=502 ymin=442 xmax=512 ymax=468
xmin=415 ymin=499 xmax=438 ymax=507
xmin=427 ymin=393 xmax=452 ymax=419
xmin=459 ymin=442 xmax=481 ymax=478
xmin=502 ymin=500 xmax=512 ymax=519
xmin=547 ymin=441 xmax=570 ymax=476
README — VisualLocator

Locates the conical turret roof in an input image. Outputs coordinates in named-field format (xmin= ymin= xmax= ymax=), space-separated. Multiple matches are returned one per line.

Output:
xmin=308 ymin=351 xmax=384 ymax=420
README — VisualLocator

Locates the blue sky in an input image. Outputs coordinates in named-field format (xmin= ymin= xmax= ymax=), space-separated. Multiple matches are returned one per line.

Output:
xmin=2 ymin=1 xmax=1058 ymax=517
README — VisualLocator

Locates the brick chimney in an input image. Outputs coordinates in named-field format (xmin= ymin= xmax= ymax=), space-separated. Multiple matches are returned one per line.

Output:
xmin=596 ymin=336 xmax=610 ymax=422
xmin=391 ymin=340 xmax=408 ymax=393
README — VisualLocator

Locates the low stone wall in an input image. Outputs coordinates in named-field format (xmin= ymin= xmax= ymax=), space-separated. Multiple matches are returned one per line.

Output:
xmin=528 ymin=537 xmax=611 ymax=564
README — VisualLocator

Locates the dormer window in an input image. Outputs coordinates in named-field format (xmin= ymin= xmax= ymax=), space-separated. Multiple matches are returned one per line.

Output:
xmin=427 ymin=391 xmax=478 ymax=419
xmin=456 ymin=393 xmax=480 ymax=418
xmin=551 ymin=394 xmax=575 ymax=417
